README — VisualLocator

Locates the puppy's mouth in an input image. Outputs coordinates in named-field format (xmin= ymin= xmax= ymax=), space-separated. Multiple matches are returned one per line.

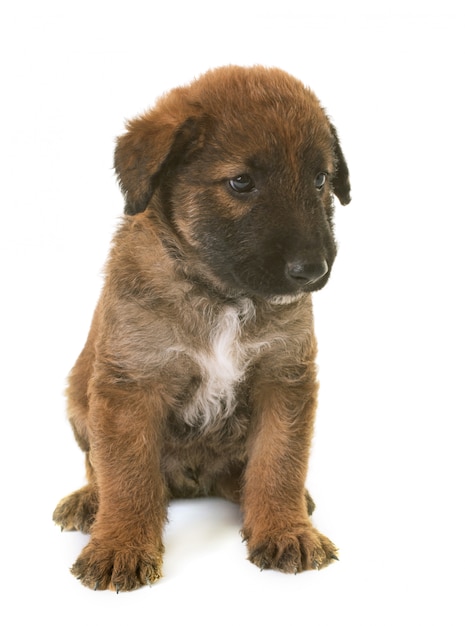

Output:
xmin=180 ymin=233 xmax=333 ymax=301
xmin=224 ymin=258 xmax=331 ymax=301
xmin=265 ymin=292 xmax=308 ymax=305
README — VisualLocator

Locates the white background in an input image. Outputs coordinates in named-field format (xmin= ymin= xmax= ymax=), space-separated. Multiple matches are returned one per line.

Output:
xmin=1 ymin=1 xmax=464 ymax=624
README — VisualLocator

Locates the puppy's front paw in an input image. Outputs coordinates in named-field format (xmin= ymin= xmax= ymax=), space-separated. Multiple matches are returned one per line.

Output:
xmin=71 ymin=540 xmax=163 ymax=592
xmin=245 ymin=523 xmax=338 ymax=574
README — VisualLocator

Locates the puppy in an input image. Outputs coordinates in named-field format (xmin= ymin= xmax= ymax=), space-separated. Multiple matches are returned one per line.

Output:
xmin=53 ymin=65 xmax=351 ymax=591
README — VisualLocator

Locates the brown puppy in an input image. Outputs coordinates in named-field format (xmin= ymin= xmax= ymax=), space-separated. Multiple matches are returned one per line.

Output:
xmin=53 ymin=65 xmax=351 ymax=592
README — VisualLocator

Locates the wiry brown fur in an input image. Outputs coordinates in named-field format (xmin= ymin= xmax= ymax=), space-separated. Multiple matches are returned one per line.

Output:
xmin=53 ymin=65 xmax=351 ymax=591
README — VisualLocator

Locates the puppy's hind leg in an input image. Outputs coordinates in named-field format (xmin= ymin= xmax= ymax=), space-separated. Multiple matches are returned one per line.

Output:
xmin=53 ymin=339 xmax=100 ymax=533
xmin=305 ymin=489 xmax=316 ymax=516
xmin=53 ymin=453 xmax=99 ymax=534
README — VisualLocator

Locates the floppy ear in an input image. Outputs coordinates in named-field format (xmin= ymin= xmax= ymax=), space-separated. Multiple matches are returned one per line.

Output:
xmin=329 ymin=122 xmax=351 ymax=206
xmin=114 ymin=93 xmax=204 ymax=215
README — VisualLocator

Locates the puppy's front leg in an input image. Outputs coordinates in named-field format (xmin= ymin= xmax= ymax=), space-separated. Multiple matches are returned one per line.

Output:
xmin=243 ymin=369 xmax=337 ymax=573
xmin=71 ymin=385 xmax=167 ymax=592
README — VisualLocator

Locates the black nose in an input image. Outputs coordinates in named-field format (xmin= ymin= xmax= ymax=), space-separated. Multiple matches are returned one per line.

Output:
xmin=286 ymin=259 xmax=329 ymax=285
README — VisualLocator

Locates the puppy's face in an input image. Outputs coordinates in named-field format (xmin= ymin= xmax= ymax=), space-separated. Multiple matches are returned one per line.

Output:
xmin=169 ymin=119 xmax=341 ymax=299
xmin=115 ymin=67 xmax=351 ymax=300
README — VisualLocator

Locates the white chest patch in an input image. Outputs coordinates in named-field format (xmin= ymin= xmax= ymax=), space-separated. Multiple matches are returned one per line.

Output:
xmin=182 ymin=299 xmax=265 ymax=429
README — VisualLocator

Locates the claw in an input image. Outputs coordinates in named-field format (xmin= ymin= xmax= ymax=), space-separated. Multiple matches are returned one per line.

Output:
xmin=330 ymin=553 xmax=339 ymax=561
xmin=94 ymin=582 xmax=99 ymax=591
xmin=115 ymin=584 xmax=120 ymax=594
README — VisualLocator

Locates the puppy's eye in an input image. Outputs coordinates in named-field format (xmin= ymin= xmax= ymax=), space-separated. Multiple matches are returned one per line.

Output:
xmin=314 ymin=172 xmax=327 ymax=191
xmin=229 ymin=174 xmax=256 ymax=193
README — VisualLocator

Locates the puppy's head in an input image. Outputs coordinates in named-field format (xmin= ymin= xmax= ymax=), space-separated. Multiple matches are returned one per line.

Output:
xmin=114 ymin=66 xmax=351 ymax=300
